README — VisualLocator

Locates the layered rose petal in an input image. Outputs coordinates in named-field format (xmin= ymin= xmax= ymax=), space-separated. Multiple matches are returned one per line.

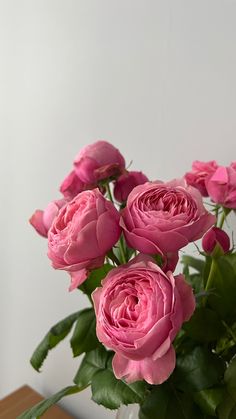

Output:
xmin=114 ymin=171 xmax=149 ymax=203
xmin=185 ymin=160 xmax=218 ymax=197
xmin=29 ymin=199 xmax=66 ymax=238
xmin=121 ymin=180 xmax=215 ymax=255
xmin=112 ymin=345 xmax=176 ymax=385
xmin=206 ymin=166 xmax=236 ymax=209
xmin=74 ymin=140 xmax=125 ymax=184
xmin=48 ymin=189 xmax=121 ymax=289
xmin=92 ymin=255 xmax=195 ymax=384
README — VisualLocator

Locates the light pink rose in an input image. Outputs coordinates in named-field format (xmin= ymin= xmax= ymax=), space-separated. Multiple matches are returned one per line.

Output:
xmin=92 ymin=255 xmax=195 ymax=385
xmin=121 ymin=179 xmax=215 ymax=255
xmin=29 ymin=199 xmax=66 ymax=238
xmin=206 ymin=166 xmax=236 ymax=209
xmin=74 ymin=140 xmax=125 ymax=184
xmin=48 ymin=189 xmax=121 ymax=290
xmin=185 ymin=160 xmax=218 ymax=197
xmin=114 ymin=171 xmax=149 ymax=203
xmin=202 ymin=227 xmax=230 ymax=254
xmin=60 ymin=170 xmax=88 ymax=200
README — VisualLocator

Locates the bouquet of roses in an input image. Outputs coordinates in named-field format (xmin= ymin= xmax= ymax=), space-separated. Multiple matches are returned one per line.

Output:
xmin=20 ymin=141 xmax=236 ymax=419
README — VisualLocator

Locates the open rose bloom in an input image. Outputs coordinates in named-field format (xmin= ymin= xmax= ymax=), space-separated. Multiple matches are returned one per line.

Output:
xmin=27 ymin=142 xmax=236 ymax=419
xmin=93 ymin=255 xmax=195 ymax=385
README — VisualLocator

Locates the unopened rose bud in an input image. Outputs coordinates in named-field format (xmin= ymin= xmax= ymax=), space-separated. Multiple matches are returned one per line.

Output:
xmin=202 ymin=227 xmax=230 ymax=254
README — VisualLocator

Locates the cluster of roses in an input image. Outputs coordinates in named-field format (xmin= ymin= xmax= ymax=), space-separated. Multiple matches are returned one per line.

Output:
xmin=29 ymin=141 xmax=236 ymax=386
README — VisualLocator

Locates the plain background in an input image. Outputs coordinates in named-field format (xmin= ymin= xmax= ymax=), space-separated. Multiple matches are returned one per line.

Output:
xmin=1 ymin=1 xmax=236 ymax=418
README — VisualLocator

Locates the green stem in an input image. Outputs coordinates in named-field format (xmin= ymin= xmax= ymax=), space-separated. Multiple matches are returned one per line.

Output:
xmin=106 ymin=182 xmax=114 ymax=203
xmin=203 ymin=257 xmax=217 ymax=306
xmin=222 ymin=320 xmax=236 ymax=345
xmin=205 ymin=258 xmax=217 ymax=292
xmin=218 ymin=211 xmax=226 ymax=229
xmin=119 ymin=236 xmax=127 ymax=264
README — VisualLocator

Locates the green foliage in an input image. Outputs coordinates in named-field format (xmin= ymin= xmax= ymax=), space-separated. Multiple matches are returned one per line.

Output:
xmin=74 ymin=346 xmax=147 ymax=409
xmin=183 ymin=307 xmax=224 ymax=342
xmin=30 ymin=311 xmax=81 ymax=371
xmin=79 ymin=264 xmax=113 ymax=296
xmin=174 ymin=346 xmax=225 ymax=392
xmin=207 ymin=256 xmax=236 ymax=321
xmin=70 ymin=308 xmax=99 ymax=357
xmin=218 ymin=357 xmax=236 ymax=419
xmin=139 ymin=384 xmax=201 ymax=419
xmin=17 ymin=385 xmax=82 ymax=419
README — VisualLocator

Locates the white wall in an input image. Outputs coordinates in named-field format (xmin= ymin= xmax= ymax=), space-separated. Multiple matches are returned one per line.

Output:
xmin=1 ymin=1 xmax=236 ymax=418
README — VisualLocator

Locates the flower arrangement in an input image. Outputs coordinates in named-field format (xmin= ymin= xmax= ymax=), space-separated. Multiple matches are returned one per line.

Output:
xmin=20 ymin=141 xmax=236 ymax=419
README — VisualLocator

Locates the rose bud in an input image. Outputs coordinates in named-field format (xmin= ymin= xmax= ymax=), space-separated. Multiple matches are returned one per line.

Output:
xmin=74 ymin=140 xmax=125 ymax=184
xmin=205 ymin=166 xmax=236 ymax=209
xmin=29 ymin=199 xmax=66 ymax=237
xmin=92 ymin=254 xmax=195 ymax=385
xmin=114 ymin=171 xmax=149 ymax=203
xmin=185 ymin=160 xmax=218 ymax=197
xmin=202 ymin=227 xmax=230 ymax=254
xmin=47 ymin=189 xmax=121 ymax=290
xmin=121 ymin=179 xmax=215 ymax=255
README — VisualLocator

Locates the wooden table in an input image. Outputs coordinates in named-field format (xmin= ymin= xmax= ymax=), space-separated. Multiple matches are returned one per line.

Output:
xmin=0 ymin=385 xmax=75 ymax=418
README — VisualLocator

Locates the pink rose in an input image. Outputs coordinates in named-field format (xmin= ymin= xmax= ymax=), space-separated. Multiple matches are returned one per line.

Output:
xmin=60 ymin=170 xmax=87 ymax=200
xmin=185 ymin=160 xmax=218 ymax=197
xmin=121 ymin=179 xmax=215 ymax=255
xmin=48 ymin=189 xmax=121 ymax=290
xmin=74 ymin=140 xmax=125 ymax=184
xmin=29 ymin=199 xmax=66 ymax=238
xmin=230 ymin=162 xmax=236 ymax=170
xmin=206 ymin=166 xmax=236 ymax=209
xmin=92 ymin=255 xmax=195 ymax=385
xmin=202 ymin=227 xmax=230 ymax=254
xmin=114 ymin=171 xmax=149 ymax=203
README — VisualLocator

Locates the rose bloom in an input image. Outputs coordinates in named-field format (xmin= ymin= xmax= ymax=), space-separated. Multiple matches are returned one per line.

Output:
xmin=29 ymin=199 xmax=66 ymax=238
xmin=48 ymin=189 xmax=121 ymax=290
xmin=114 ymin=171 xmax=149 ymax=203
xmin=185 ymin=160 xmax=218 ymax=197
xmin=60 ymin=170 xmax=88 ymax=200
xmin=93 ymin=255 xmax=195 ymax=385
xmin=206 ymin=166 xmax=236 ymax=209
xmin=121 ymin=179 xmax=215 ymax=255
xmin=74 ymin=140 xmax=125 ymax=184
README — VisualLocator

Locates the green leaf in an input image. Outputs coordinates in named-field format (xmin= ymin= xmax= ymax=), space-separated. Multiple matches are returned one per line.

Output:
xmin=17 ymin=385 xmax=82 ymax=419
xmin=193 ymin=387 xmax=226 ymax=416
xmin=70 ymin=308 xmax=99 ymax=357
xmin=30 ymin=311 xmax=81 ymax=371
xmin=225 ymin=356 xmax=236 ymax=400
xmin=139 ymin=384 xmax=201 ymax=419
xmin=217 ymin=357 xmax=236 ymax=419
xmin=73 ymin=346 xmax=111 ymax=388
xmin=79 ymin=264 xmax=113 ymax=295
xmin=181 ymin=255 xmax=205 ymax=274
xmin=183 ymin=308 xmax=224 ymax=342
xmin=91 ymin=369 xmax=147 ymax=410
xmin=174 ymin=346 xmax=225 ymax=392
xmin=207 ymin=256 xmax=236 ymax=320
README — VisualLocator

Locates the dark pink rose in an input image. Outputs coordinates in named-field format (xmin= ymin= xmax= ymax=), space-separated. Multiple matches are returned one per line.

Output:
xmin=29 ymin=199 xmax=66 ymax=238
xmin=185 ymin=160 xmax=218 ymax=197
xmin=60 ymin=170 xmax=87 ymax=200
xmin=121 ymin=179 xmax=215 ymax=255
xmin=114 ymin=171 xmax=149 ymax=203
xmin=92 ymin=255 xmax=195 ymax=385
xmin=206 ymin=166 xmax=236 ymax=209
xmin=231 ymin=162 xmax=236 ymax=170
xmin=48 ymin=189 xmax=121 ymax=290
xmin=202 ymin=227 xmax=230 ymax=254
xmin=74 ymin=140 xmax=125 ymax=184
